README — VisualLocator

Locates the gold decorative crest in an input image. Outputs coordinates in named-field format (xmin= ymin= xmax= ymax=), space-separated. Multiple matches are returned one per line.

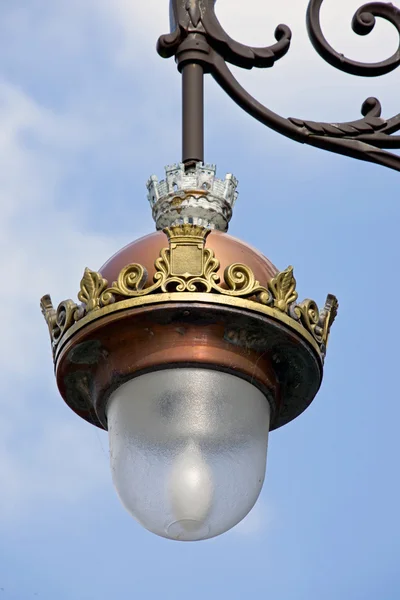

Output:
xmin=78 ymin=269 xmax=108 ymax=312
xmin=41 ymin=225 xmax=338 ymax=360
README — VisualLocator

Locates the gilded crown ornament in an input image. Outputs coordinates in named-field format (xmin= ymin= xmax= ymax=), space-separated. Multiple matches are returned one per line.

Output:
xmin=42 ymin=217 xmax=338 ymax=365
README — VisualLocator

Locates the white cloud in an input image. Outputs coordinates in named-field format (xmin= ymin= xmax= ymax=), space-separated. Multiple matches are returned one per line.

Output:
xmin=0 ymin=80 xmax=118 ymax=520
xmin=0 ymin=413 xmax=110 ymax=522
xmin=0 ymin=80 xmax=123 ymax=370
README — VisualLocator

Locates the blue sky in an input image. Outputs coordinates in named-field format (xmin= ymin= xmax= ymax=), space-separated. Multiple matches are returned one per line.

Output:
xmin=1 ymin=1 xmax=400 ymax=598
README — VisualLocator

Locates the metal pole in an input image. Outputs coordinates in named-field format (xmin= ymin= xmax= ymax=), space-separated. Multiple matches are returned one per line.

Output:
xmin=182 ymin=63 xmax=204 ymax=164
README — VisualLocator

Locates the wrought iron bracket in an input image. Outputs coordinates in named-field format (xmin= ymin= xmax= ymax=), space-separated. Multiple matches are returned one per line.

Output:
xmin=158 ymin=0 xmax=400 ymax=172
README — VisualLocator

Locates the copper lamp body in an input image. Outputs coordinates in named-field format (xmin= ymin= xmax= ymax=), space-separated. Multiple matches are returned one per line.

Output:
xmin=41 ymin=187 xmax=337 ymax=541
xmin=38 ymin=0 xmax=342 ymax=541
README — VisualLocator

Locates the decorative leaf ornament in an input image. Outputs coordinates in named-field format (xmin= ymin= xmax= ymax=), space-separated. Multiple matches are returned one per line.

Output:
xmin=78 ymin=268 xmax=108 ymax=312
xmin=268 ymin=267 xmax=298 ymax=312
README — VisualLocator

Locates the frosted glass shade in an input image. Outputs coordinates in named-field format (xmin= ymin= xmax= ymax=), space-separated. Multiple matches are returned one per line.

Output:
xmin=107 ymin=368 xmax=271 ymax=541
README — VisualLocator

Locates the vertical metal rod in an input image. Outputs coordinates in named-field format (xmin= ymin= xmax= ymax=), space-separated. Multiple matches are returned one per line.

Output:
xmin=182 ymin=63 xmax=204 ymax=164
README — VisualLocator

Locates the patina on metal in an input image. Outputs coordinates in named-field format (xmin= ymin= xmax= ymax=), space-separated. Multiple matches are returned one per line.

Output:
xmin=159 ymin=0 xmax=400 ymax=172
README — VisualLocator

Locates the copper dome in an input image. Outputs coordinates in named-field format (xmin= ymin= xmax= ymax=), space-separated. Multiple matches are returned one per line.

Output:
xmin=100 ymin=230 xmax=278 ymax=287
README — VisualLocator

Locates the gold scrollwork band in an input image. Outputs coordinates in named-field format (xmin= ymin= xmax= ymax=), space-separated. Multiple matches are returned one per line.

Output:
xmin=41 ymin=225 xmax=338 ymax=361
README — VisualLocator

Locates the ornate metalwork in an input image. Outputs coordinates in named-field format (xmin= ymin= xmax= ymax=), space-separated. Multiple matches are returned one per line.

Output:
xmin=41 ymin=225 xmax=338 ymax=361
xmin=160 ymin=0 xmax=292 ymax=68
xmin=41 ymin=296 xmax=79 ymax=357
xmin=159 ymin=0 xmax=400 ymax=172
xmin=306 ymin=1 xmax=400 ymax=77
xmin=78 ymin=269 xmax=108 ymax=312
xmin=294 ymin=295 xmax=338 ymax=357
xmin=84 ymin=225 xmax=269 ymax=302
xmin=267 ymin=267 xmax=298 ymax=312
xmin=147 ymin=162 xmax=238 ymax=231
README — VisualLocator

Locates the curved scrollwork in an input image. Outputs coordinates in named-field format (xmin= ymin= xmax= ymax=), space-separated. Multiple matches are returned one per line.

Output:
xmin=158 ymin=0 xmax=292 ymax=68
xmin=40 ymin=296 xmax=79 ymax=356
xmin=210 ymin=53 xmax=400 ymax=171
xmin=200 ymin=2 xmax=292 ymax=69
xmin=158 ymin=0 xmax=400 ymax=173
xmin=307 ymin=0 xmax=400 ymax=77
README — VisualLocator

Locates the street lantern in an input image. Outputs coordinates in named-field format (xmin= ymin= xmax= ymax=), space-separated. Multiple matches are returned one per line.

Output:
xmin=41 ymin=0 xmax=400 ymax=542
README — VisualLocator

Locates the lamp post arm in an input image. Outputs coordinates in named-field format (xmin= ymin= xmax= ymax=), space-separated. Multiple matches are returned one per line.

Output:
xmin=210 ymin=53 xmax=400 ymax=172
xmin=158 ymin=0 xmax=400 ymax=172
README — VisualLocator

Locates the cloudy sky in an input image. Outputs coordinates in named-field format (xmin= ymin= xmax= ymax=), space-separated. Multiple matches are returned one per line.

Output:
xmin=1 ymin=1 xmax=400 ymax=598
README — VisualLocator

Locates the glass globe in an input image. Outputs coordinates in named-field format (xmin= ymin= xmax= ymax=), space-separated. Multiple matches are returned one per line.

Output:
xmin=107 ymin=368 xmax=271 ymax=541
